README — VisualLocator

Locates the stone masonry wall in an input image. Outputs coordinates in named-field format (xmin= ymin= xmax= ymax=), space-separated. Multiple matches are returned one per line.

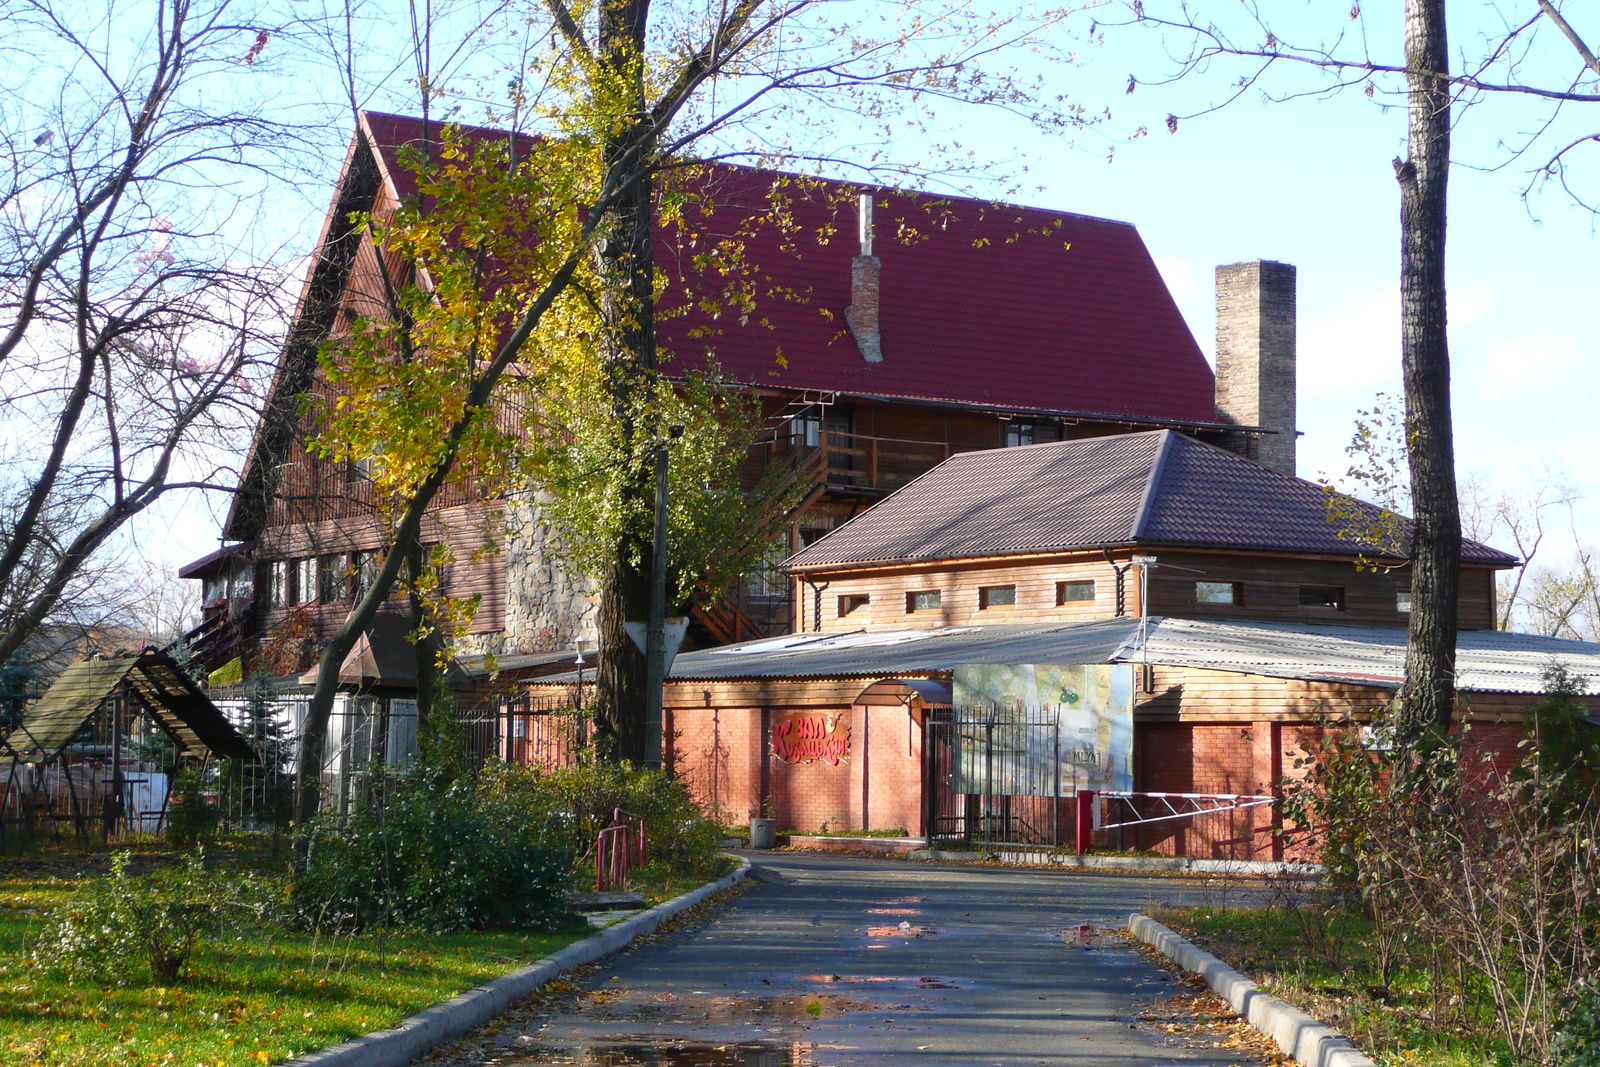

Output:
xmin=1215 ymin=260 xmax=1297 ymax=477
xmin=492 ymin=492 xmax=600 ymax=656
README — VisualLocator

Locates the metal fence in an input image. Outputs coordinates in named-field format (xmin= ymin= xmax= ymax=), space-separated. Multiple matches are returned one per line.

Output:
xmin=2 ymin=687 xmax=596 ymax=848
xmin=925 ymin=705 xmax=1276 ymax=860
xmin=925 ymin=705 xmax=1074 ymax=848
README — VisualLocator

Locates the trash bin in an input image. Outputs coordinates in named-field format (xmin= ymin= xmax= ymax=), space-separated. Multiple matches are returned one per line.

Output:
xmin=749 ymin=816 xmax=777 ymax=849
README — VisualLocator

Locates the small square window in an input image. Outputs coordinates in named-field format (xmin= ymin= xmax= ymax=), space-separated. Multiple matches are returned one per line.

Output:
xmin=979 ymin=585 xmax=1016 ymax=609
xmin=1196 ymin=581 xmax=1242 ymax=606
xmin=839 ymin=594 xmax=870 ymax=617
xmin=907 ymin=590 xmax=942 ymax=613
xmin=1056 ymin=580 xmax=1096 ymax=604
xmin=1299 ymin=586 xmax=1346 ymax=610
xmin=1396 ymin=589 xmax=1412 ymax=614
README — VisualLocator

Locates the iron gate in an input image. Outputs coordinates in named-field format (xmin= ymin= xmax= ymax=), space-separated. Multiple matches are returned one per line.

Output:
xmin=925 ymin=705 xmax=1073 ymax=847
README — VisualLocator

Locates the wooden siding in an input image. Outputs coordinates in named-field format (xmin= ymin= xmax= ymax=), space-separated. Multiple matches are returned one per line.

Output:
xmin=795 ymin=548 xmax=1498 ymax=633
xmin=258 ymin=503 xmax=507 ymax=636
xmin=1142 ymin=551 xmax=1496 ymax=630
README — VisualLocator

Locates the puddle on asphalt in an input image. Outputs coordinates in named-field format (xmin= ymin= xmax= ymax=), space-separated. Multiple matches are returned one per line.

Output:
xmin=509 ymin=1042 xmax=810 ymax=1066
xmin=802 ymin=974 xmax=963 ymax=991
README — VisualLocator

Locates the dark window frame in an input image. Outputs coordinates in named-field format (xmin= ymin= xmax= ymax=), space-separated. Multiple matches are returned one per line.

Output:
xmin=1195 ymin=581 xmax=1244 ymax=606
xmin=1298 ymin=585 xmax=1346 ymax=611
xmin=978 ymin=585 xmax=1017 ymax=610
xmin=1056 ymin=579 xmax=1096 ymax=605
xmin=906 ymin=589 xmax=942 ymax=613
xmin=838 ymin=593 xmax=870 ymax=617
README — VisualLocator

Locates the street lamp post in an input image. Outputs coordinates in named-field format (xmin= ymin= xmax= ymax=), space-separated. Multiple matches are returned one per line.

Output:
xmin=644 ymin=424 xmax=684 ymax=771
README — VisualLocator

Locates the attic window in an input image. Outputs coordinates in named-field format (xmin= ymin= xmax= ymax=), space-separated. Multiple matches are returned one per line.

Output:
xmin=1057 ymin=580 xmax=1096 ymax=604
xmin=979 ymin=585 xmax=1016 ymax=610
xmin=1005 ymin=419 xmax=1063 ymax=447
xmin=907 ymin=590 xmax=942 ymax=613
xmin=1299 ymin=586 xmax=1346 ymax=611
xmin=839 ymin=594 xmax=870 ymax=617
xmin=1196 ymin=581 xmax=1242 ymax=606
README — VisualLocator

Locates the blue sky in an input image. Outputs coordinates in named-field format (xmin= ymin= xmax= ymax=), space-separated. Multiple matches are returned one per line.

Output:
xmin=147 ymin=0 xmax=1600 ymax=575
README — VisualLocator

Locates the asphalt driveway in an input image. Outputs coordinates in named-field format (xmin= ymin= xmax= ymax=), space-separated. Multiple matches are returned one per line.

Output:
xmin=473 ymin=852 xmax=1272 ymax=1067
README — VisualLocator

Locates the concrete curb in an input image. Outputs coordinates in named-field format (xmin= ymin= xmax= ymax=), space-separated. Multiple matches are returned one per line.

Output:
xmin=1128 ymin=913 xmax=1376 ymax=1067
xmin=908 ymin=849 xmax=1323 ymax=877
xmin=284 ymin=859 xmax=752 ymax=1067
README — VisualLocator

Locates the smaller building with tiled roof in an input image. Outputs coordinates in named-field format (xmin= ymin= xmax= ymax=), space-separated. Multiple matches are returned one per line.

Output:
xmin=785 ymin=429 xmax=1515 ymax=635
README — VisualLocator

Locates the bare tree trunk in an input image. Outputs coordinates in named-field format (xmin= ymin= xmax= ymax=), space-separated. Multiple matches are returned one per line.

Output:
xmin=591 ymin=0 xmax=658 ymax=766
xmin=1396 ymin=0 xmax=1461 ymax=742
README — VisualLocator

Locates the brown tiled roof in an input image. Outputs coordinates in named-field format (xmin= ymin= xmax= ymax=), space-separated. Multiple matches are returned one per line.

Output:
xmin=786 ymin=430 xmax=1516 ymax=569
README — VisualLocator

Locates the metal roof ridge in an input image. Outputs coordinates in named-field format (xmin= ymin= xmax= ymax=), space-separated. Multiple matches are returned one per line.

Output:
xmin=1130 ymin=430 xmax=1174 ymax=542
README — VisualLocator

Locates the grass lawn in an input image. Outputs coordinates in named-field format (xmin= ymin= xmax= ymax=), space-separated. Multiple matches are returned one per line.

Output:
xmin=0 ymin=869 xmax=590 ymax=1067
xmin=1149 ymin=904 xmax=1507 ymax=1067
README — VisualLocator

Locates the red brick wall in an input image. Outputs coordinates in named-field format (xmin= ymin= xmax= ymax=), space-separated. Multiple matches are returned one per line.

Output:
xmin=664 ymin=703 xmax=925 ymax=834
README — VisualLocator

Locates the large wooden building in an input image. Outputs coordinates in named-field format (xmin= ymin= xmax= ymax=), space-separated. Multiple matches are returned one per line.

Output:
xmin=185 ymin=112 xmax=1295 ymax=687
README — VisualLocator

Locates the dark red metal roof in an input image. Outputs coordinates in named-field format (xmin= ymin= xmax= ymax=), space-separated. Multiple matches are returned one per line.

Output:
xmin=359 ymin=112 xmax=1217 ymax=423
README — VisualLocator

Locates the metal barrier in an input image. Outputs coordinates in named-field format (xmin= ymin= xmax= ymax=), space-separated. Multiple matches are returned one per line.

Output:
xmin=1075 ymin=789 xmax=1277 ymax=859
xmin=594 ymin=808 xmax=647 ymax=891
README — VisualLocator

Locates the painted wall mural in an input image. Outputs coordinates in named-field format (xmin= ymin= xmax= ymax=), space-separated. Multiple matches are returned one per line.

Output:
xmin=950 ymin=663 xmax=1134 ymax=794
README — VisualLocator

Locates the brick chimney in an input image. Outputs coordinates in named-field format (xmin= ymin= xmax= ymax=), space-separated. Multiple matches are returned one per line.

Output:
xmin=1214 ymin=260 xmax=1297 ymax=477
xmin=845 ymin=194 xmax=883 ymax=364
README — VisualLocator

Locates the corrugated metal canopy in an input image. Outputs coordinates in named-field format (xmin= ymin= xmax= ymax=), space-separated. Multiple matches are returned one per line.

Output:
xmin=656 ymin=619 xmax=1140 ymax=683
xmin=3 ymin=652 xmax=256 ymax=762
xmin=524 ymin=617 xmax=1600 ymax=698
xmin=1135 ymin=617 xmax=1600 ymax=696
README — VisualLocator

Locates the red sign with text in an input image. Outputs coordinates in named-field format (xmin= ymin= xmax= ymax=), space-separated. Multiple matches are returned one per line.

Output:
xmin=770 ymin=713 xmax=850 ymax=766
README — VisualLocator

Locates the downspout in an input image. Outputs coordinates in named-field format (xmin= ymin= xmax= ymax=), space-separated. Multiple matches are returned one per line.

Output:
xmin=1101 ymin=548 xmax=1134 ymax=618
xmin=801 ymin=578 xmax=831 ymax=632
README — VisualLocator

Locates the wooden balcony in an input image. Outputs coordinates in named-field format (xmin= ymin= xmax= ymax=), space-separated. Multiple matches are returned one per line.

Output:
xmin=761 ymin=431 xmax=952 ymax=502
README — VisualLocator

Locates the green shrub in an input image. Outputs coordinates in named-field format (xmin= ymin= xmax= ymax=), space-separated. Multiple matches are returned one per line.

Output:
xmin=481 ymin=759 xmax=726 ymax=879
xmin=1557 ymin=983 xmax=1600 ymax=1067
xmin=37 ymin=852 xmax=272 ymax=983
xmin=292 ymin=771 xmax=573 ymax=933
xmin=165 ymin=767 xmax=222 ymax=849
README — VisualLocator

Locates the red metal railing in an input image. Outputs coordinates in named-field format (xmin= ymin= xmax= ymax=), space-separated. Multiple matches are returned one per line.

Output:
xmin=595 ymin=808 xmax=648 ymax=891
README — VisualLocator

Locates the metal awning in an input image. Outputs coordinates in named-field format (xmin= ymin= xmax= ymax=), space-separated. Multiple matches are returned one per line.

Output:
xmin=853 ymin=678 xmax=953 ymax=707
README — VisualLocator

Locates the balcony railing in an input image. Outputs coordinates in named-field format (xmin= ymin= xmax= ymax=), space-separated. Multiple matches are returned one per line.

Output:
xmin=765 ymin=431 xmax=952 ymax=499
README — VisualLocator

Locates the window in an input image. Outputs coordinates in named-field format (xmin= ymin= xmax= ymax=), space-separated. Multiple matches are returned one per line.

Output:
xmin=1396 ymin=589 xmax=1413 ymax=614
xmin=1005 ymin=419 xmax=1063 ymax=447
xmin=1056 ymin=579 xmax=1096 ymax=604
xmin=270 ymin=560 xmax=288 ymax=608
xmin=352 ymin=550 xmax=381 ymax=600
xmin=744 ymin=539 xmax=790 ymax=597
xmin=1196 ymin=581 xmax=1242 ymax=606
xmin=1299 ymin=585 xmax=1346 ymax=611
xmin=294 ymin=557 xmax=316 ymax=606
xmin=838 ymin=594 xmax=870 ymax=617
xmin=907 ymin=589 xmax=942 ymax=612
xmin=318 ymin=555 xmax=347 ymax=603
xmin=979 ymin=585 xmax=1017 ymax=609
xmin=787 ymin=412 xmax=822 ymax=448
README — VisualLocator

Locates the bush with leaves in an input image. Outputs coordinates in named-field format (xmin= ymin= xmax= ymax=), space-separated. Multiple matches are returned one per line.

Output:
xmin=37 ymin=852 xmax=272 ymax=984
xmin=482 ymin=758 xmax=727 ymax=881
xmin=291 ymin=769 xmax=573 ymax=933
xmin=165 ymin=765 xmax=222 ymax=848
xmin=1280 ymin=672 xmax=1600 ymax=1063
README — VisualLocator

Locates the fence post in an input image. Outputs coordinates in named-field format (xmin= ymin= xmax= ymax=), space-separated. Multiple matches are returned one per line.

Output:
xmin=1052 ymin=716 xmax=1061 ymax=848
xmin=1075 ymin=789 xmax=1096 ymax=855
